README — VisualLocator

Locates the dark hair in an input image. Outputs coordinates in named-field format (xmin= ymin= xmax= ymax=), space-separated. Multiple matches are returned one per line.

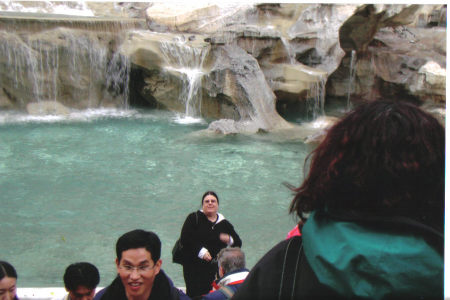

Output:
xmin=217 ymin=247 xmax=245 ymax=274
xmin=63 ymin=262 xmax=100 ymax=291
xmin=202 ymin=191 xmax=219 ymax=205
xmin=289 ymin=100 xmax=445 ymax=231
xmin=116 ymin=229 xmax=161 ymax=263
xmin=0 ymin=261 xmax=17 ymax=280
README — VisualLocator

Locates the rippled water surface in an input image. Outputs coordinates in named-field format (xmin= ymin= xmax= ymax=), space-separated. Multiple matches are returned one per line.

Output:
xmin=0 ymin=108 xmax=313 ymax=288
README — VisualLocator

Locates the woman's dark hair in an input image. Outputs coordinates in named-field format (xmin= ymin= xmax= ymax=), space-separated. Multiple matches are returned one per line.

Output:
xmin=116 ymin=229 xmax=161 ymax=263
xmin=0 ymin=261 xmax=17 ymax=280
xmin=63 ymin=262 xmax=100 ymax=291
xmin=289 ymin=100 xmax=445 ymax=231
xmin=202 ymin=191 xmax=219 ymax=205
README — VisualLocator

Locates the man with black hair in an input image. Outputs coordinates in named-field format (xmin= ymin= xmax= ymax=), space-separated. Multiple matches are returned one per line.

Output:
xmin=63 ymin=262 xmax=100 ymax=300
xmin=94 ymin=229 xmax=189 ymax=300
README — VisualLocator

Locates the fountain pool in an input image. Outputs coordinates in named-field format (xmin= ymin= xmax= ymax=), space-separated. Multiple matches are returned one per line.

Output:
xmin=0 ymin=108 xmax=313 ymax=288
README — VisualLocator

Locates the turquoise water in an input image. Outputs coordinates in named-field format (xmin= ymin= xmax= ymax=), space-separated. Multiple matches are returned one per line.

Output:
xmin=0 ymin=109 xmax=312 ymax=288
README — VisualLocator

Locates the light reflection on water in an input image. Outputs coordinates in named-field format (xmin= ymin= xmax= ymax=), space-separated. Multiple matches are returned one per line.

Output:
xmin=0 ymin=108 xmax=311 ymax=288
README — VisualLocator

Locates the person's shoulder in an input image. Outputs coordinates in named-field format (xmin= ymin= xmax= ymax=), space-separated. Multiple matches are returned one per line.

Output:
xmin=154 ymin=270 xmax=188 ymax=300
xmin=201 ymin=289 xmax=226 ymax=300
xmin=186 ymin=211 xmax=195 ymax=218
xmin=246 ymin=238 xmax=296 ymax=276
xmin=94 ymin=277 xmax=126 ymax=300
xmin=189 ymin=211 xmax=203 ymax=219
xmin=170 ymin=286 xmax=190 ymax=300
xmin=184 ymin=211 xmax=200 ymax=223
xmin=259 ymin=237 xmax=300 ymax=264
xmin=93 ymin=286 xmax=108 ymax=300
xmin=232 ymin=237 xmax=302 ymax=300
xmin=176 ymin=288 xmax=191 ymax=300
xmin=216 ymin=214 xmax=235 ymax=227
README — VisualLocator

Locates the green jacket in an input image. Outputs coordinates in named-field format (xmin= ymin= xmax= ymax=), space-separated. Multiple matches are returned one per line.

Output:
xmin=302 ymin=211 xmax=443 ymax=299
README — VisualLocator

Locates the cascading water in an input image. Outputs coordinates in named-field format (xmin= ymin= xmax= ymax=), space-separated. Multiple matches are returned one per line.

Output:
xmin=0 ymin=16 xmax=132 ymax=111
xmin=105 ymin=49 xmax=131 ymax=109
xmin=306 ymin=74 xmax=326 ymax=120
xmin=0 ymin=32 xmax=57 ymax=103
xmin=346 ymin=50 xmax=356 ymax=111
xmin=280 ymin=37 xmax=296 ymax=64
xmin=160 ymin=37 xmax=209 ymax=121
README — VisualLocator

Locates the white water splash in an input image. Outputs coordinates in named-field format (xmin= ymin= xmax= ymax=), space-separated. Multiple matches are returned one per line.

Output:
xmin=172 ymin=114 xmax=205 ymax=125
xmin=0 ymin=1 xmax=95 ymax=16
xmin=160 ymin=39 xmax=210 ymax=118
xmin=306 ymin=75 xmax=326 ymax=120
xmin=280 ymin=37 xmax=296 ymax=64
xmin=0 ymin=108 xmax=139 ymax=124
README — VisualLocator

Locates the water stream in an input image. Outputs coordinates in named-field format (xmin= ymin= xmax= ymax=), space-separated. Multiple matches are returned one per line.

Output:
xmin=306 ymin=75 xmax=326 ymax=120
xmin=346 ymin=50 xmax=357 ymax=111
xmin=280 ymin=37 xmax=296 ymax=64
xmin=0 ymin=27 xmax=131 ymax=108
xmin=160 ymin=38 xmax=210 ymax=120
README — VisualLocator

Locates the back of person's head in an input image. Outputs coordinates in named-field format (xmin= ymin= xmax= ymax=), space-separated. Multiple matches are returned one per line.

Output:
xmin=0 ymin=261 xmax=17 ymax=280
xmin=116 ymin=229 xmax=161 ymax=263
xmin=63 ymin=262 xmax=100 ymax=291
xmin=217 ymin=247 xmax=245 ymax=275
xmin=290 ymin=100 xmax=445 ymax=231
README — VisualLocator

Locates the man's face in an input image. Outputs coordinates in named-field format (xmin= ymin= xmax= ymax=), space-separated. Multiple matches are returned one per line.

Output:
xmin=116 ymin=248 xmax=161 ymax=299
xmin=0 ymin=276 xmax=16 ymax=300
xmin=68 ymin=286 xmax=95 ymax=300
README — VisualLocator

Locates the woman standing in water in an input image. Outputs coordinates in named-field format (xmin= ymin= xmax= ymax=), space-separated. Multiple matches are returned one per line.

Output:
xmin=179 ymin=191 xmax=242 ymax=299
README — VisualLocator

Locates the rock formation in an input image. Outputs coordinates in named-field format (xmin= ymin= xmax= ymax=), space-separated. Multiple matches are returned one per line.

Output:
xmin=0 ymin=2 xmax=445 ymax=134
xmin=327 ymin=4 xmax=446 ymax=109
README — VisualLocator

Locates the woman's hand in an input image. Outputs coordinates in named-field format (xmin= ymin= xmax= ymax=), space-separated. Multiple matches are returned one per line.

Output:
xmin=219 ymin=233 xmax=230 ymax=244
xmin=203 ymin=250 xmax=212 ymax=261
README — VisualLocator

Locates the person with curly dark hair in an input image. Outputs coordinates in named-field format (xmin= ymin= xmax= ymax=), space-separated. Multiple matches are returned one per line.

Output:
xmin=233 ymin=100 xmax=444 ymax=300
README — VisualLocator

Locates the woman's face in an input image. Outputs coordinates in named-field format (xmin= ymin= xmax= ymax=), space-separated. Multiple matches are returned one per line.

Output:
xmin=202 ymin=194 xmax=219 ymax=216
xmin=0 ymin=276 xmax=16 ymax=300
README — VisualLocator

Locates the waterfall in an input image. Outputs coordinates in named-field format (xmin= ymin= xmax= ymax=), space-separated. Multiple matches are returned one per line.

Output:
xmin=306 ymin=74 xmax=326 ymax=120
xmin=0 ymin=20 xmax=132 ymax=111
xmin=280 ymin=37 xmax=296 ymax=64
xmin=0 ymin=33 xmax=67 ymax=104
xmin=105 ymin=49 xmax=131 ymax=109
xmin=346 ymin=50 xmax=356 ymax=111
xmin=160 ymin=38 xmax=210 ymax=119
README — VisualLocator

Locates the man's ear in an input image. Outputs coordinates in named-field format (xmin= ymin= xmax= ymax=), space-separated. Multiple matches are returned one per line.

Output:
xmin=115 ymin=258 xmax=120 ymax=272
xmin=154 ymin=259 xmax=162 ymax=275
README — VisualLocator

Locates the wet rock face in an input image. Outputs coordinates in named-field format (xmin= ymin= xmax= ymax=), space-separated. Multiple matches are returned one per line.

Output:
xmin=327 ymin=4 xmax=446 ymax=107
xmin=0 ymin=3 xmax=445 ymax=133
xmin=0 ymin=27 xmax=129 ymax=109
xmin=327 ymin=25 xmax=446 ymax=105
xmin=142 ymin=2 xmax=446 ymax=125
